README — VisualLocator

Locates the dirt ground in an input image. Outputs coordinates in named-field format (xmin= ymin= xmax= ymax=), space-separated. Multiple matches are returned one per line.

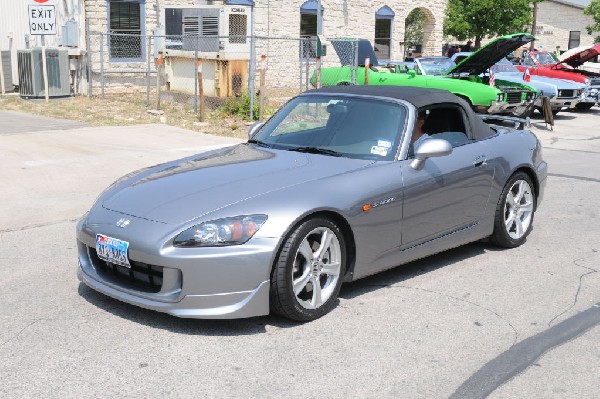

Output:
xmin=0 ymin=92 xmax=259 ymax=139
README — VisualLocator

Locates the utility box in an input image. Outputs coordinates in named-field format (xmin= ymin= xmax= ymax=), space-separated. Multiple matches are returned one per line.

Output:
xmin=1 ymin=50 xmax=13 ymax=92
xmin=165 ymin=5 xmax=251 ymax=58
xmin=17 ymin=48 xmax=71 ymax=98
xmin=61 ymin=20 xmax=79 ymax=47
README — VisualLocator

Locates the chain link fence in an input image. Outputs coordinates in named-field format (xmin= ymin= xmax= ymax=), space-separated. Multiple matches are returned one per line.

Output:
xmin=86 ymin=31 xmax=359 ymax=121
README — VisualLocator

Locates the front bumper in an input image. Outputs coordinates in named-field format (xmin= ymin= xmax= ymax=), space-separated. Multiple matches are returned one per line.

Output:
xmin=76 ymin=211 xmax=279 ymax=319
xmin=485 ymin=101 xmax=510 ymax=114
xmin=78 ymin=265 xmax=270 ymax=318
xmin=538 ymin=95 xmax=578 ymax=111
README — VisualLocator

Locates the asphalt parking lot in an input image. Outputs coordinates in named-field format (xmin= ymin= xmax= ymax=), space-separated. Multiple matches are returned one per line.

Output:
xmin=1 ymin=108 xmax=599 ymax=398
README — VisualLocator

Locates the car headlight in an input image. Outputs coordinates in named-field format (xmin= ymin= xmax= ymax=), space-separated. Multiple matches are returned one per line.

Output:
xmin=496 ymin=93 xmax=505 ymax=102
xmin=173 ymin=215 xmax=268 ymax=247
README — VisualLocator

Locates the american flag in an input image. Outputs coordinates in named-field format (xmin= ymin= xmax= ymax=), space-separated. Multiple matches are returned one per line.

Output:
xmin=489 ymin=70 xmax=495 ymax=87
xmin=523 ymin=67 xmax=531 ymax=82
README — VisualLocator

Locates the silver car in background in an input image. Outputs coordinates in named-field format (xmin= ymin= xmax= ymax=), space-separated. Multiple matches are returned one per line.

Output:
xmin=77 ymin=86 xmax=547 ymax=321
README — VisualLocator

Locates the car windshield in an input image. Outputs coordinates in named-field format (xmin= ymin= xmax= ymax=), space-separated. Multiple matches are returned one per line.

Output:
xmin=418 ymin=58 xmax=456 ymax=75
xmin=253 ymin=95 xmax=407 ymax=161
xmin=491 ymin=58 xmax=519 ymax=73
xmin=533 ymin=52 xmax=559 ymax=65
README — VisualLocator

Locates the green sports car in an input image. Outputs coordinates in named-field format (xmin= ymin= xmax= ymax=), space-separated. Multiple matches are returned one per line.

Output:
xmin=317 ymin=34 xmax=537 ymax=116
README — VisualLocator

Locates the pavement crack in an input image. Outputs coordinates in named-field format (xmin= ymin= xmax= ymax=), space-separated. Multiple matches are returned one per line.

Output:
xmin=366 ymin=284 xmax=519 ymax=346
xmin=450 ymin=301 xmax=600 ymax=399
xmin=0 ymin=319 xmax=40 ymax=348
xmin=548 ymin=257 xmax=598 ymax=327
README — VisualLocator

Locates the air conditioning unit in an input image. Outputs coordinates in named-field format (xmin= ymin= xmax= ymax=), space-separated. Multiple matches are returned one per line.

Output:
xmin=1 ymin=50 xmax=13 ymax=92
xmin=177 ymin=5 xmax=251 ymax=58
xmin=17 ymin=48 xmax=71 ymax=98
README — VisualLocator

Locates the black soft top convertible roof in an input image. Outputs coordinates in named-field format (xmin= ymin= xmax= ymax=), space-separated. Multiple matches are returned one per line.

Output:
xmin=302 ymin=86 xmax=497 ymax=140
xmin=306 ymin=85 xmax=463 ymax=109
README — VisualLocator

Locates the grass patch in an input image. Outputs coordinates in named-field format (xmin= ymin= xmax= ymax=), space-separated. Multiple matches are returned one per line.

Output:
xmin=0 ymin=92 xmax=265 ymax=139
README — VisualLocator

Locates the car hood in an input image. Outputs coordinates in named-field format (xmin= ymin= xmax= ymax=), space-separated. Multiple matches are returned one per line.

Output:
xmin=101 ymin=144 xmax=373 ymax=224
xmin=528 ymin=74 xmax=584 ymax=89
xmin=494 ymin=72 xmax=558 ymax=96
xmin=558 ymin=44 xmax=600 ymax=68
xmin=447 ymin=33 xmax=534 ymax=76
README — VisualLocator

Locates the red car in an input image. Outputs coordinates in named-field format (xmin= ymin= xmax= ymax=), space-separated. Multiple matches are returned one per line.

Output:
xmin=516 ymin=44 xmax=600 ymax=109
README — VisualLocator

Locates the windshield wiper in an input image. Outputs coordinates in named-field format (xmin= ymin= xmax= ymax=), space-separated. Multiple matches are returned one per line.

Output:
xmin=247 ymin=139 xmax=272 ymax=148
xmin=288 ymin=146 xmax=342 ymax=157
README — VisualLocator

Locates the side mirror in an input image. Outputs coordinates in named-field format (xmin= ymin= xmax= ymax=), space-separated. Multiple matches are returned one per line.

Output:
xmin=248 ymin=121 xmax=264 ymax=139
xmin=410 ymin=139 xmax=453 ymax=170
xmin=408 ymin=70 xmax=417 ymax=79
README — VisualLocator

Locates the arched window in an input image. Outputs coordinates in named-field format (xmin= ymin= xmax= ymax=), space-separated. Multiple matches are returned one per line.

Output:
xmin=300 ymin=0 xmax=324 ymax=59
xmin=375 ymin=6 xmax=394 ymax=62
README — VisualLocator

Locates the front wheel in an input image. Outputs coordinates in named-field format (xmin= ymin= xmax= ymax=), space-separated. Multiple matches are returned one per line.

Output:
xmin=490 ymin=172 xmax=536 ymax=248
xmin=270 ymin=217 xmax=346 ymax=321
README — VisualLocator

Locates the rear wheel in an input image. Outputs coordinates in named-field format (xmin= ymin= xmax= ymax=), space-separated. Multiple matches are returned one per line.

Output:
xmin=270 ymin=217 xmax=346 ymax=321
xmin=490 ymin=172 xmax=536 ymax=248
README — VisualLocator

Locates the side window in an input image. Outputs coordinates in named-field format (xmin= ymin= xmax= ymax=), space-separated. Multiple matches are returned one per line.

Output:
xmin=423 ymin=106 xmax=471 ymax=147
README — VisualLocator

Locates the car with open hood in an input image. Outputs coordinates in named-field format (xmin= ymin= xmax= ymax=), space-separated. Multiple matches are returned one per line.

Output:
xmin=446 ymin=33 xmax=539 ymax=117
xmin=562 ymin=45 xmax=600 ymax=74
xmin=452 ymin=54 xmax=585 ymax=115
xmin=317 ymin=35 xmax=539 ymax=117
xmin=516 ymin=44 xmax=600 ymax=109
xmin=77 ymin=86 xmax=547 ymax=321
xmin=315 ymin=39 xmax=508 ymax=115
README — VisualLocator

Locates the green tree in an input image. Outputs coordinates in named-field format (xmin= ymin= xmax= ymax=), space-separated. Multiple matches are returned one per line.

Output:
xmin=405 ymin=8 xmax=426 ymax=47
xmin=443 ymin=0 xmax=533 ymax=49
xmin=584 ymin=0 xmax=600 ymax=42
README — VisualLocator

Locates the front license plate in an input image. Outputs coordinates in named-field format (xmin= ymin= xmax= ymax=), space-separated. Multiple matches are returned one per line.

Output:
xmin=96 ymin=234 xmax=130 ymax=267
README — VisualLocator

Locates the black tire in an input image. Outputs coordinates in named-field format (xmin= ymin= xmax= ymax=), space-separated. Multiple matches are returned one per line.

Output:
xmin=490 ymin=172 xmax=536 ymax=248
xmin=270 ymin=217 xmax=346 ymax=321
xmin=575 ymin=102 xmax=595 ymax=110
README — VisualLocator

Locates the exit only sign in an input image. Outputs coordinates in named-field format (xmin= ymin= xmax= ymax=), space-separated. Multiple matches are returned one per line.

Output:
xmin=29 ymin=0 xmax=56 ymax=35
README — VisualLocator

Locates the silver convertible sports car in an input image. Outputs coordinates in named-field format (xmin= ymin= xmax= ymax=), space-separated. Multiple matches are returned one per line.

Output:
xmin=77 ymin=86 xmax=547 ymax=321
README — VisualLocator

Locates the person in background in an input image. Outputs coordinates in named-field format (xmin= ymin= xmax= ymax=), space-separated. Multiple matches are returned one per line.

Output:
xmin=447 ymin=45 xmax=459 ymax=58
xmin=554 ymin=45 xmax=562 ymax=60
xmin=463 ymin=40 xmax=473 ymax=52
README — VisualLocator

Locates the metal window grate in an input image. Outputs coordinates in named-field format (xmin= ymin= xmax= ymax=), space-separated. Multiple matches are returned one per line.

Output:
xmin=229 ymin=14 xmax=247 ymax=44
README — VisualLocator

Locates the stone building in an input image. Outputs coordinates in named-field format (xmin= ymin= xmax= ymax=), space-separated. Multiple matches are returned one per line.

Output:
xmin=80 ymin=0 xmax=449 ymax=94
xmin=84 ymin=0 xmax=447 ymax=63
xmin=532 ymin=0 xmax=595 ymax=52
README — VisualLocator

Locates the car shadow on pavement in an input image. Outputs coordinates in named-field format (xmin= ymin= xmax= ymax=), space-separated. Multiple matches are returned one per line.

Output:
xmin=77 ymin=283 xmax=298 ymax=335
xmin=339 ymin=241 xmax=489 ymax=300
xmin=77 ymin=241 xmax=492 ymax=334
